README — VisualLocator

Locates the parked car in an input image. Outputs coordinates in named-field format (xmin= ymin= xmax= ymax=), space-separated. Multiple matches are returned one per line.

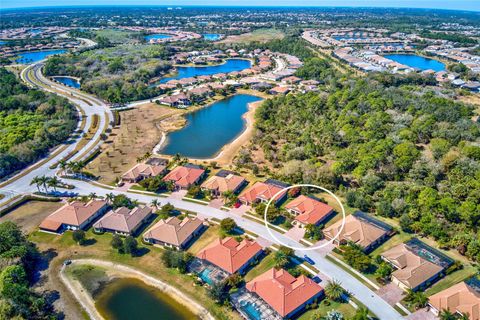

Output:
xmin=304 ymin=255 xmax=315 ymax=265
xmin=63 ymin=260 xmax=72 ymax=266
xmin=234 ymin=201 xmax=242 ymax=208
xmin=312 ymin=276 xmax=321 ymax=283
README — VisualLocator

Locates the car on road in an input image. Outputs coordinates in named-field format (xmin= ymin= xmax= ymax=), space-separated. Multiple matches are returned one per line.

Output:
xmin=304 ymin=255 xmax=315 ymax=265
xmin=312 ymin=276 xmax=321 ymax=283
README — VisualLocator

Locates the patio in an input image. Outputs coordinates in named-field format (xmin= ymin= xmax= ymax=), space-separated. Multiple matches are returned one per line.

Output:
xmin=231 ymin=288 xmax=283 ymax=320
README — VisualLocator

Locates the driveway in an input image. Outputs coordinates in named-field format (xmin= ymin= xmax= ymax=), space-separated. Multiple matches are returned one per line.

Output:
xmin=169 ymin=190 xmax=187 ymax=199
xmin=376 ymin=282 xmax=405 ymax=305
xmin=208 ymin=198 xmax=224 ymax=209
xmin=284 ymin=225 xmax=305 ymax=242
xmin=407 ymin=308 xmax=437 ymax=320
xmin=229 ymin=204 xmax=251 ymax=216
xmin=312 ymin=239 xmax=335 ymax=257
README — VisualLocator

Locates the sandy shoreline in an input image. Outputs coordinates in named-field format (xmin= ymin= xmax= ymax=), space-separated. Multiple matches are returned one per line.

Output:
xmin=61 ymin=259 xmax=215 ymax=320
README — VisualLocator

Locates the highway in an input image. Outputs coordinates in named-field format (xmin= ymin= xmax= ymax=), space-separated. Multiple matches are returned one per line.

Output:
xmin=0 ymin=62 xmax=404 ymax=320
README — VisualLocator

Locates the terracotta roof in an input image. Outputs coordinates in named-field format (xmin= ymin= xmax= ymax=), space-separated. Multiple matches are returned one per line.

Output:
xmin=286 ymin=195 xmax=334 ymax=225
xmin=382 ymin=243 xmax=444 ymax=289
xmin=144 ymin=216 xmax=203 ymax=247
xmin=238 ymin=182 xmax=286 ymax=204
xmin=323 ymin=214 xmax=388 ymax=249
xmin=197 ymin=237 xmax=263 ymax=274
xmin=122 ymin=163 xmax=166 ymax=181
xmin=429 ymin=281 xmax=480 ymax=320
xmin=93 ymin=206 xmax=152 ymax=233
xmin=246 ymin=268 xmax=323 ymax=317
xmin=162 ymin=165 xmax=205 ymax=188
xmin=39 ymin=200 xmax=107 ymax=231
xmin=201 ymin=173 xmax=246 ymax=194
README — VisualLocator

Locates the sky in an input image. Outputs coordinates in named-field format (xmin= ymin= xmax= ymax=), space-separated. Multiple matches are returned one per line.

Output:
xmin=1 ymin=0 xmax=479 ymax=11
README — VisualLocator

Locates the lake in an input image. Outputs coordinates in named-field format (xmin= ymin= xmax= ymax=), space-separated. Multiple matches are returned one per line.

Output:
xmin=159 ymin=58 xmax=251 ymax=84
xmin=384 ymin=54 xmax=446 ymax=71
xmin=95 ymin=278 xmax=196 ymax=320
xmin=15 ymin=49 xmax=67 ymax=64
xmin=160 ymin=94 xmax=263 ymax=158
xmin=53 ymin=76 xmax=80 ymax=88
xmin=203 ymin=33 xmax=221 ymax=41
xmin=145 ymin=33 xmax=172 ymax=41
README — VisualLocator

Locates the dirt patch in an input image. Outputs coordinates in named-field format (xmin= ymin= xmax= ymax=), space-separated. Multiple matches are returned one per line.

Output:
xmin=85 ymin=104 xmax=183 ymax=184
xmin=0 ymin=200 xmax=63 ymax=233
xmin=219 ymin=28 xmax=284 ymax=44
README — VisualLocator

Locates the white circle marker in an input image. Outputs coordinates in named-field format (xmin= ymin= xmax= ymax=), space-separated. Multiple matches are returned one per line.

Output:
xmin=263 ymin=184 xmax=346 ymax=251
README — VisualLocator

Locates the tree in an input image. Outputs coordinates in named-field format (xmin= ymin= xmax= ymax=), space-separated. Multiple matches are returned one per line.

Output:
xmin=159 ymin=203 xmax=175 ymax=217
xmin=161 ymin=250 xmax=193 ymax=273
xmin=438 ymin=309 xmax=456 ymax=320
xmin=47 ymin=176 xmax=60 ymax=192
xmin=341 ymin=244 xmax=372 ymax=272
xmin=187 ymin=185 xmax=204 ymax=199
xmin=305 ymin=224 xmax=323 ymax=241
xmin=324 ymin=280 xmax=345 ymax=302
xmin=151 ymin=199 xmax=159 ymax=210
xmin=72 ymin=230 xmax=86 ymax=245
xmin=404 ymin=289 xmax=428 ymax=310
xmin=208 ymin=282 xmax=229 ymax=304
xmin=105 ymin=193 xmax=115 ymax=204
xmin=111 ymin=235 xmax=124 ymax=253
xmin=30 ymin=176 xmax=41 ymax=193
xmin=350 ymin=306 xmax=369 ymax=320
xmin=220 ymin=218 xmax=237 ymax=234
xmin=123 ymin=236 xmax=138 ymax=256
xmin=375 ymin=262 xmax=393 ymax=282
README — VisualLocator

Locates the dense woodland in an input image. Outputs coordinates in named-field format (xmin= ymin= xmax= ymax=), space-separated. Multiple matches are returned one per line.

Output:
xmin=0 ymin=68 xmax=76 ymax=180
xmin=43 ymin=44 xmax=173 ymax=103
xmin=243 ymin=77 xmax=480 ymax=262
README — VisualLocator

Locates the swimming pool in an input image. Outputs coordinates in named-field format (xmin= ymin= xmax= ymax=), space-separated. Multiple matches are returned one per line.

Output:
xmin=240 ymin=301 xmax=262 ymax=320
xmin=198 ymin=268 xmax=214 ymax=285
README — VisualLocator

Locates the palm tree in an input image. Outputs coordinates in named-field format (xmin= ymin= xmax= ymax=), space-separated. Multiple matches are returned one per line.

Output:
xmin=324 ymin=279 xmax=345 ymax=302
xmin=58 ymin=159 xmax=67 ymax=175
xmin=38 ymin=175 xmax=49 ymax=193
xmin=151 ymin=199 xmax=159 ymax=209
xmin=106 ymin=193 xmax=115 ymax=204
xmin=47 ymin=176 xmax=60 ymax=192
xmin=439 ymin=310 xmax=456 ymax=320
xmin=404 ymin=289 xmax=428 ymax=310
xmin=351 ymin=306 xmax=369 ymax=320
xmin=88 ymin=192 xmax=97 ymax=200
xmin=30 ymin=176 xmax=41 ymax=193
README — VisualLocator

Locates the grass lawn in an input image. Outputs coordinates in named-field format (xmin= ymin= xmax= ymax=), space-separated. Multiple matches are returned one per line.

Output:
xmin=297 ymin=299 xmax=356 ymax=320
xmin=369 ymin=231 xmax=412 ymax=258
xmin=29 ymin=227 xmax=241 ymax=320
xmin=0 ymin=200 xmax=64 ymax=233
xmin=244 ymin=252 xmax=276 ymax=282
xmin=94 ymin=29 xmax=143 ymax=44
xmin=187 ymin=224 xmax=220 ymax=255
xmin=220 ymin=28 xmax=285 ymax=44
xmin=426 ymin=264 xmax=478 ymax=296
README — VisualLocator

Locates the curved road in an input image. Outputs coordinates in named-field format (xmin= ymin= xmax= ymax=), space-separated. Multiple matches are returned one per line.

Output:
xmin=0 ymin=63 xmax=404 ymax=320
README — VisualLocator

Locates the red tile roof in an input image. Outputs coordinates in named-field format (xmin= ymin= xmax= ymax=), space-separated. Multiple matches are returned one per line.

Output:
xmin=246 ymin=268 xmax=323 ymax=317
xmin=286 ymin=195 xmax=334 ymax=225
xmin=162 ymin=165 xmax=205 ymax=188
xmin=197 ymin=237 xmax=263 ymax=274
xmin=238 ymin=181 xmax=286 ymax=204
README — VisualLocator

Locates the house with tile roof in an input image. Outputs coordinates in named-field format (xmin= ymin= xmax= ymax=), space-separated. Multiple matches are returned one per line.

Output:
xmin=238 ymin=181 xmax=287 ymax=206
xmin=429 ymin=279 xmax=480 ymax=320
xmin=143 ymin=216 xmax=205 ymax=249
xmin=121 ymin=162 xmax=167 ymax=183
xmin=162 ymin=165 xmax=205 ymax=190
xmin=201 ymin=170 xmax=246 ymax=197
xmin=39 ymin=200 xmax=108 ymax=233
xmin=246 ymin=268 xmax=324 ymax=319
xmin=382 ymin=238 xmax=453 ymax=291
xmin=196 ymin=237 xmax=263 ymax=274
xmin=93 ymin=206 xmax=153 ymax=236
xmin=323 ymin=211 xmax=393 ymax=252
xmin=285 ymin=195 xmax=335 ymax=226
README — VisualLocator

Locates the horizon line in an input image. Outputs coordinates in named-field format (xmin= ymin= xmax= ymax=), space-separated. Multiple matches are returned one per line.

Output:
xmin=1 ymin=4 xmax=479 ymax=13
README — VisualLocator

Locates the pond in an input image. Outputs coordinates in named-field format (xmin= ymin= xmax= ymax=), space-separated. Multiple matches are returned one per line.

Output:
xmin=53 ymin=76 xmax=80 ymax=88
xmin=203 ymin=33 xmax=222 ymax=41
xmin=15 ymin=49 xmax=67 ymax=64
xmin=159 ymin=58 xmax=251 ymax=84
xmin=95 ymin=278 xmax=196 ymax=320
xmin=145 ymin=33 xmax=172 ymax=41
xmin=160 ymin=94 xmax=263 ymax=158
xmin=384 ymin=54 xmax=446 ymax=71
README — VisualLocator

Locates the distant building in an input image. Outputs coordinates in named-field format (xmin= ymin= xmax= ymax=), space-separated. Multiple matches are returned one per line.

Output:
xmin=162 ymin=165 xmax=205 ymax=190
xmin=285 ymin=195 xmax=335 ymax=226
xmin=323 ymin=211 xmax=394 ymax=252
xmin=428 ymin=278 xmax=480 ymax=320
xmin=93 ymin=206 xmax=152 ymax=236
xmin=196 ymin=237 xmax=263 ymax=274
xmin=39 ymin=200 xmax=108 ymax=233
xmin=246 ymin=268 xmax=323 ymax=319
xmin=143 ymin=216 xmax=204 ymax=249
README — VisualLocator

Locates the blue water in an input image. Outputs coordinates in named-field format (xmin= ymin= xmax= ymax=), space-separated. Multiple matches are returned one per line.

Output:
xmin=159 ymin=58 xmax=251 ymax=84
xmin=198 ymin=268 xmax=214 ymax=285
xmin=240 ymin=302 xmax=262 ymax=320
xmin=384 ymin=54 xmax=446 ymax=71
xmin=160 ymin=94 xmax=262 ymax=158
xmin=54 ymin=76 xmax=80 ymax=88
xmin=145 ymin=34 xmax=172 ymax=41
xmin=0 ymin=41 xmax=5 ymax=46
xmin=15 ymin=49 xmax=67 ymax=64
xmin=203 ymin=33 xmax=221 ymax=41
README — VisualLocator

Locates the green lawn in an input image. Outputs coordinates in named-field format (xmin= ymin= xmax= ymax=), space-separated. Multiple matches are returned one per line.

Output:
xmin=244 ymin=253 xmax=276 ymax=282
xmin=297 ymin=299 xmax=356 ymax=320
xmin=187 ymin=224 xmax=220 ymax=255
xmin=426 ymin=265 xmax=478 ymax=296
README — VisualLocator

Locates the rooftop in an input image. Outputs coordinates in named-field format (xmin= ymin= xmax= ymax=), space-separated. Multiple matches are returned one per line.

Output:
xmin=93 ymin=206 xmax=152 ymax=234
xmin=144 ymin=216 xmax=204 ymax=247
